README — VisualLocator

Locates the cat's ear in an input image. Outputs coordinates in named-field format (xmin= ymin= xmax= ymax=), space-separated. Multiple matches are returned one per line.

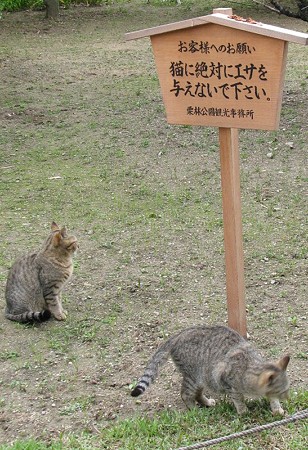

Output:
xmin=60 ymin=226 xmax=68 ymax=237
xmin=276 ymin=355 xmax=290 ymax=371
xmin=51 ymin=221 xmax=60 ymax=232
xmin=52 ymin=231 xmax=62 ymax=247
xmin=258 ymin=370 xmax=278 ymax=388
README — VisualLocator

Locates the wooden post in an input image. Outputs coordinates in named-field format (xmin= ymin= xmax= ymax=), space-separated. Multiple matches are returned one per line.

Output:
xmin=219 ymin=128 xmax=246 ymax=336
xmin=214 ymin=8 xmax=246 ymax=337
xmin=213 ymin=7 xmax=232 ymax=14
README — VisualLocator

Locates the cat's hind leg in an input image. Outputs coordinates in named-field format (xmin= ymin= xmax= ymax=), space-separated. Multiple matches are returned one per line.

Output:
xmin=180 ymin=377 xmax=198 ymax=409
xmin=181 ymin=378 xmax=215 ymax=409
xmin=196 ymin=389 xmax=216 ymax=408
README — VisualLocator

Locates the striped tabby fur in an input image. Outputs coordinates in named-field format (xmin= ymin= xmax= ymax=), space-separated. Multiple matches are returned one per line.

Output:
xmin=5 ymin=222 xmax=78 ymax=323
xmin=131 ymin=325 xmax=290 ymax=415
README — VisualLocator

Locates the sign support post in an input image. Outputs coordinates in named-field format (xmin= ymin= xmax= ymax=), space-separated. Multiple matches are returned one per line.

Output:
xmin=219 ymin=127 xmax=246 ymax=336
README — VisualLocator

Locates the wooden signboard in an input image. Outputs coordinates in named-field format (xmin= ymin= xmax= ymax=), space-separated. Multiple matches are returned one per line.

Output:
xmin=126 ymin=9 xmax=308 ymax=336
xmin=151 ymin=25 xmax=287 ymax=130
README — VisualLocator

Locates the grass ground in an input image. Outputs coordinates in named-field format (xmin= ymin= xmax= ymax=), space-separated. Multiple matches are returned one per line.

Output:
xmin=0 ymin=1 xmax=307 ymax=449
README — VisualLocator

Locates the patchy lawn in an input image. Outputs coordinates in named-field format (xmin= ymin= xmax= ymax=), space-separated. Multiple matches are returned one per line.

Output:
xmin=0 ymin=2 xmax=307 ymax=448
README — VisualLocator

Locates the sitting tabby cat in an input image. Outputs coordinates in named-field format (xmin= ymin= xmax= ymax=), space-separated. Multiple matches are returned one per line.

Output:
xmin=5 ymin=222 xmax=78 ymax=323
xmin=131 ymin=325 xmax=290 ymax=415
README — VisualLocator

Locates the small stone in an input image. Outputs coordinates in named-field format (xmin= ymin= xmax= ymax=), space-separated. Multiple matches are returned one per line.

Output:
xmin=267 ymin=152 xmax=273 ymax=159
xmin=286 ymin=141 xmax=294 ymax=148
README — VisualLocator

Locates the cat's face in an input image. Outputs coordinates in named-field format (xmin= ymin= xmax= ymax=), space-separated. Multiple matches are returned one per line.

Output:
xmin=50 ymin=222 xmax=78 ymax=254
xmin=259 ymin=355 xmax=290 ymax=400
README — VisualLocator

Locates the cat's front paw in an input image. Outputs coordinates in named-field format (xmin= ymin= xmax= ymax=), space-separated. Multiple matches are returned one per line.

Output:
xmin=270 ymin=399 xmax=284 ymax=416
xmin=236 ymin=405 xmax=249 ymax=415
xmin=272 ymin=407 xmax=285 ymax=416
xmin=53 ymin=311 xmax=67 ymax=321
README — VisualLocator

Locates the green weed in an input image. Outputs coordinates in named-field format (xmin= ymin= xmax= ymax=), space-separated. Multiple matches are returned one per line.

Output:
xmin=0 ymin=351 xmax=19 ymax=361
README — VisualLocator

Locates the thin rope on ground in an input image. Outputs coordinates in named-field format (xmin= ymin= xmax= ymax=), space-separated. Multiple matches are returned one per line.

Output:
xmin=174 ymin=409 xmax=308 ymax=450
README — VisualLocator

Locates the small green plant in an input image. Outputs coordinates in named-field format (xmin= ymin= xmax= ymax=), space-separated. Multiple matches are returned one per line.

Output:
xmin=0 ymin=351 xmax=19 ymax=361
xmin=9 ymin=380 xmax=27 ymax=392
xmin=279 ymin=290 xmax=288 ymax=299
xmin=296 ymin=352 xmax=307 ymax=360
xmin=288 ymin=316 xmax=298 ymax=327
xmin=59 ymin=395 xmax=95 ymax=416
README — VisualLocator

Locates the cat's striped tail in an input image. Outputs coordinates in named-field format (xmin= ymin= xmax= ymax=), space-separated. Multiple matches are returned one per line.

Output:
xmin=131 ymin=334 xmax=179 ymax=397
xmin=5 ymin=310 xmax=51 ymax=323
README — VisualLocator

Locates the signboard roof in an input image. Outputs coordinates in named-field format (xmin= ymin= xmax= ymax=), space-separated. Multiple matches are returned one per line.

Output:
xmin=125 ymin=13 xmax=308 ymax=45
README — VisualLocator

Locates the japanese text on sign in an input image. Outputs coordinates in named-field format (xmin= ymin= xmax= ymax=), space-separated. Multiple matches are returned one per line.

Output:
xmin=178 ymin=40 xmax=256 ymax=54
xmin=168 ymin=41 xmax=270 ymax=102
xmin=187 ymin=107 xmax=254 ymax=119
